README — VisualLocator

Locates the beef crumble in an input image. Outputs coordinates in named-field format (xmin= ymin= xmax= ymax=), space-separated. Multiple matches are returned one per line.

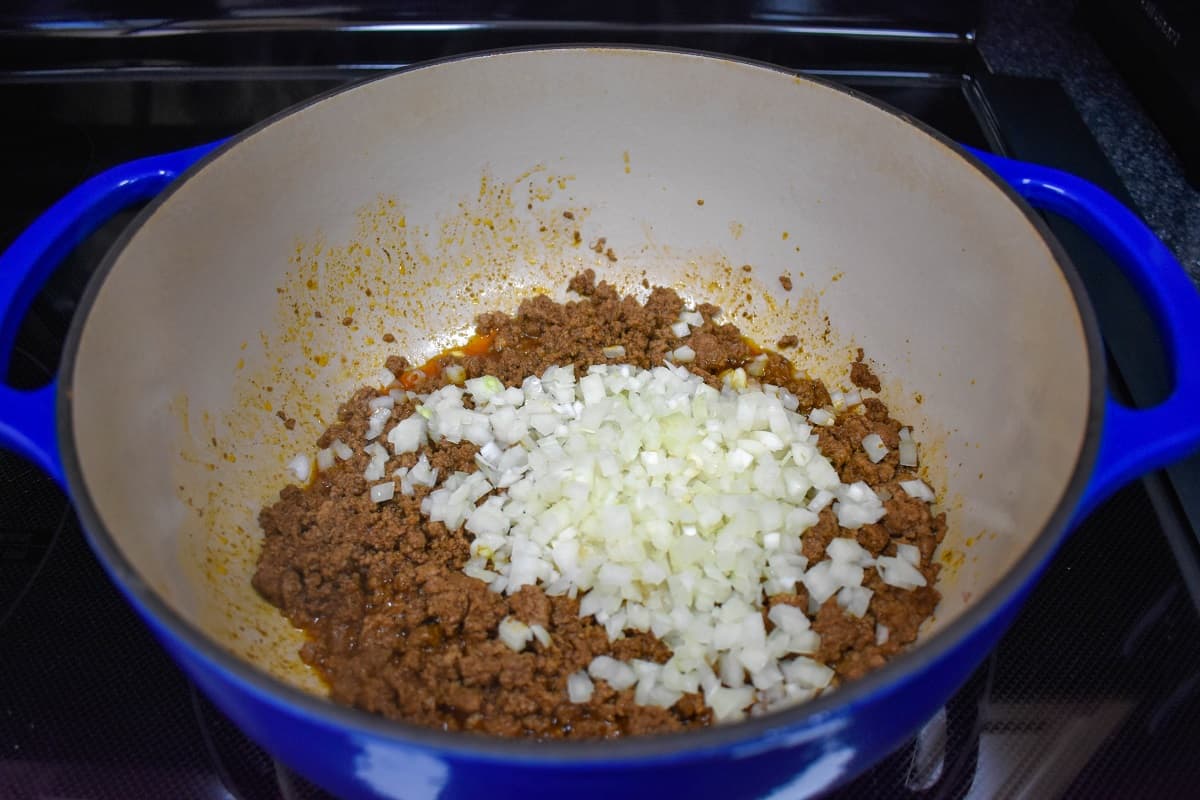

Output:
xmin=254 ymin=271 xmax=945 ymax=739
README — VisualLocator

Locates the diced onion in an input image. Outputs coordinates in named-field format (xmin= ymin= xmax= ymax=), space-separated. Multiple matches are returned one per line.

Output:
xmin=286 ymin=454 xmax=312 ymax=483
xmin=443 ymin=364 xmax=466 ymax=385
xmin=370 ymin=482 xmax=395 ymax=503
xmin=567 ymin=671 xmax=595 ymax=703
xmin=602 ymin=345 xmax=626 ymax=359
xmin=875 ymin=624 xmax=890 ymax=645
xmin=861 ymin=433 xmax=887 ymax=463
xmin=316 ymin=447 xmax=335 ymax=471
xmin=331 ymin=439 xmax=354 ymax=460
xmin=498 ymin=616 xmax=533 ymax=651
xmin=387 ymin=416 xmax=427 ymax=455
xmin=837 ymin=585 xmax=873 ymax=617
xmin=530 ymin=624 xmax=552 ymax=647
xmin=809 ymin=408 xmax=835 ymax=427
xmin=900 ymin=479 xmax=935 ymax=502
xmin=897 ymin=543 xmax=921 ymax=566
xmin=365 ymin=406 xmax=392 ymax=440
xmin=672 ymin=345 xmax=696 ymax=363
xmin=670 ymin=321 xmax=691 ymax=338
xmin=390 ymin=361 xmax=937 ymax=723
xmin=898 ymin=440 xmax=919 ymax=467
xmin=877 ymin=555 xmax=927 ymax=589
xmin=588 ymin=655 xmax=637 ymax=690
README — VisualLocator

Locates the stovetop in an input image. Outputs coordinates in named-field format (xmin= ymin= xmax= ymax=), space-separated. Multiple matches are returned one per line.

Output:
xmin=2 ymin=10 xmax=1200 ymax=800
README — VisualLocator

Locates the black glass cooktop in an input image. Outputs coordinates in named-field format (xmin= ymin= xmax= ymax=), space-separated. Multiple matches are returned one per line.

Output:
xmin=2 ymin=15 xmax=1199 ymax=800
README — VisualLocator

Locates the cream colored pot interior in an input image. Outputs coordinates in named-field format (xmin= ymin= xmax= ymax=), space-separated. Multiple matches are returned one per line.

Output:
xmin=69 ymin=49 xmax=1090 ymax=694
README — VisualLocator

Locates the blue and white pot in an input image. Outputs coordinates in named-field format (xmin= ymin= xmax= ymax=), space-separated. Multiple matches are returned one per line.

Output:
xmin=2 ymin=48 xmax=1198 ymax=800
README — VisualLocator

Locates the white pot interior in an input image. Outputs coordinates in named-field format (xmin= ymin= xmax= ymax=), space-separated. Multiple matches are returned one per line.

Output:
xmin=68 ymin=49 xmax=1091 ymax=697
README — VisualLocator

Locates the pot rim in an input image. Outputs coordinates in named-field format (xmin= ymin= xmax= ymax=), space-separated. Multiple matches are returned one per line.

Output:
xmin=57 ymin=44 xmax=1105 ymax=764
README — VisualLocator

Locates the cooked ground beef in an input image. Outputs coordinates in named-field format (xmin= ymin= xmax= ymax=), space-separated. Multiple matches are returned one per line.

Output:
xmin=254 ymin=271 xmax=945 ymax=739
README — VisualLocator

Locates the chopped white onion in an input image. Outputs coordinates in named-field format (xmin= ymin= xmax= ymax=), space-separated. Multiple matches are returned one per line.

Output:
xmin=331 ymin=439 xmax=354 ymax=461
xmin=529 ymin=624 xmax=552 ymax=647
xmin=875 ymin=624 xmax=890 ymax=645
xmin=900 ymin=479 xmax=935 ymax=502
xmin=672 ymin=345 xmax=696 ymax=363
xmin=389 ymin=362 xmax=937 ymax=723
xmin=387 ymin=415 xmax=427 ymax=455
xmin=670 ymin=321 xmax=691 ymax=338
xmin=588 ymin=655 xmax=637 ymax=690
xmin=898 ymin=440 xmax=919 ymax=467
xmin=679 ymin=310 xmax=705 ymax=327
xmin=837 ymin=585 xmax=873 ymax=617
xmin=602 ymin=345 xmax=626 ymax=359
xmin=567 ymin=671 xmax=595 ymax=703
xmin=498 ymin=616 xmax=533 ymax=652
xmin=316 ymin=447 xmax=335 ymax=471
xmin=809 ymin=408 xmax=835 ymax=427
xmin=369 ymin=395 xmax=395 ymax=411
xmin=861 ymin=433 xmax=887 ymax=463
xmin=370 ymin=481 xmax=395 ymax=504
xmin=443 ymin=364 xmax=466 ymax=385
xmin=877 ymin=555 xmax=928 ymax=589
xmin=897 ymin=543 xmax=921 ymax=566
xmin=286 ymin=454 xmax=312 ymax=483
xmin=365 ymin=406 xmax=392 ymax=440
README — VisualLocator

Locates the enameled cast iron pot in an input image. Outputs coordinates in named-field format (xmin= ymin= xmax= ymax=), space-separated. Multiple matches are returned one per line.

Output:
xmin=2 ymin=49 xmax=1199 ymax=800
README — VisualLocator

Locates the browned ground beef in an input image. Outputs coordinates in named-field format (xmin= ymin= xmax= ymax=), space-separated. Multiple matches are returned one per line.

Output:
xmin=253 ymin=270 xmax=945 ymax=739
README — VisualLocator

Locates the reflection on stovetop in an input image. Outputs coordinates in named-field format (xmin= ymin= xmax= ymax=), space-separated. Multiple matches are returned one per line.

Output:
xmin=2 ymin=43 xmax=1199 ymax=800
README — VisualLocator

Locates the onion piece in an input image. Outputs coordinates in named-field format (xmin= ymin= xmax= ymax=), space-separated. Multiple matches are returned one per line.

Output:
xmin=897 ymin=543 xmax=921 ymax=566
xmin=316 ymin=447 xmax=335 ymax=471
xmin=365 ymin=406 xmax=392 ymax=440
xmin=672 ymin=345 xmax=696 ymax=363
xmin=286 ymin=454 xmax=312 ymax=483
xmin=602 ymin=345 xmax=626 ymax=359
xmin=861 ymin=433 xmax=887 ymax=463
xmin=900 ymin=479 xmax=935 ymax=502
xmin=369 ymin=481 xmax=395 ymax=503
xmin=808 ymin=408 xmax=835 ymax=427
xmin=567 ymin=671 xmax=595 ymax=703
xmin=498 ymin=616 xmax=533 ymax=652
xmin=877 ymin=555 xmax=927 ymax=589
xmin=670 ymin=321 xmax=691 ymax=338
xmin=898 ymin=440 xmax=919 ymax=467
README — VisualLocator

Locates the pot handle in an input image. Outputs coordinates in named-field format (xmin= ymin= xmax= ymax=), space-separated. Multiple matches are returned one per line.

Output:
xmin=968 ymin=148 xmax=1200 ymax=521
xmin=0 ymin=141 xmax=221 ymax=484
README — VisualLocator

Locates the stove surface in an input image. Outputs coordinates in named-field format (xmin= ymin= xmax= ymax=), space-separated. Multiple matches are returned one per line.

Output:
xmin=1 ymin=19 xmax=1198 ymax=800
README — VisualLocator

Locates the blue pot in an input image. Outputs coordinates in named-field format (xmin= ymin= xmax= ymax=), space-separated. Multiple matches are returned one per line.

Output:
xmin=1 ymin=49 xmax=1198 ymax=799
